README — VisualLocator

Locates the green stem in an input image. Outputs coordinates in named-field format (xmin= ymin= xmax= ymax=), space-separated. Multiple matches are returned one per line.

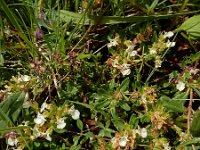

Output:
xmin=179 ymin=0 xmax=190 ymax=12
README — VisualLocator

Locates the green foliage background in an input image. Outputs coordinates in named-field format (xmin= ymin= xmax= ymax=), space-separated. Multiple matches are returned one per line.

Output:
xmin=0 ymin=0 xmax=200 ymax=149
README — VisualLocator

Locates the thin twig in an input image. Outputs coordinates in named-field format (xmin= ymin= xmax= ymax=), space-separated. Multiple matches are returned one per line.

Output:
xmin=187 ymin=88 xmax=193 ymax=133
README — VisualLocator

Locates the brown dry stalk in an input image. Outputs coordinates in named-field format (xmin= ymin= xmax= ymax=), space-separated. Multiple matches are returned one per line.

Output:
xmin=187 ymin=88 xmax=193 ymax=132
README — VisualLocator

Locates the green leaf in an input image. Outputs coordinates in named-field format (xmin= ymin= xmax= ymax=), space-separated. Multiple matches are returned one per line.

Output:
xmin=129 ymin=114 xmax=138 ymax=127
xmin=77 ymin=119 xmax=83 ymax=131
xmin=73 ymin=135 xmax=80 ymax=146
xmin=160 ymin=96 xmax=185 ymax=113
xmin=119 ymin=101 xmax=131 ymax=111
xmin=176 ymin=15 xmax=200 ymax=39
xmin=0 ymin=92 xmax=25 ymax=122
xmin=112 ymin=118 xmax=125 ymax=131
xmin=76 ymin=53 xmax=92 ymax=60
xmin=190 ymin=111 xmax=200 ymax=137
xmin=59 ymin=10 xmax=200 ymax=25
xmin=119 ymin=77 xmax=130 ymax=92
xmin=0 ymin=53 xmax=4 ymax=66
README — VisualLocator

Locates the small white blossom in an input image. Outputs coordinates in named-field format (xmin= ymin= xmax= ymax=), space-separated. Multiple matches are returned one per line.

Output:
xmin=69 ymin=106 xmax=80 ymax=120
xmin=164 ymin=31 xmax=174 ymax=38
xmin=155 ymin=56 xmax=162 ymax=68
xmin=56 ymin=118 xmax=66 ymax=129
xmin=138 ymin=128 xmax=147 ymax=138
xmin=7 ymin=137 xmax=18 ymax=146
xmin=111 ymin=137 xmax=118 ymax=148
xmin=119 ymin=135 xmax=129 ymax=147
xmin=176 ymin=81 xmax=185 ymax=91
xmin=44 ymin=129 xmax=52 ymax=141
xmin=34 ymin=113 xmax=46 ymax=126
xmin=23 ymin=100 xmax=31 ymax=108
xmin=124 ymin=40 xmax=135 ymax=51
xmin=121 ymin=68 xmax=131 ymax=76
xmin=166 ymin=40 xmax=176 ymax=48
xmin=190 ymin=69 xmax=199 ymax=75
xmin=129 ymin=50 xmax=137 ymax=57
xmin=40 ymin=102 xmax=50 ymax=112
xmin=149 ymin=48 xmax=157 ymax=55
xmin=19 ymin=75 xmax=31 ymax=82
xmin=120 ymin=64 xmax=131 ymax=76
xmin=107 ymin=35 xmax=120 ymax=48
xmin=107 ymin=40 xmax=118 ymax=48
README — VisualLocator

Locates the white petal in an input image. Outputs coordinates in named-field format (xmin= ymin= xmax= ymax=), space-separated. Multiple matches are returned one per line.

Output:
xmin=149 ymin=48 xmax=157 ymax=55
xmin=121 ymin=68 xmax=131 ymax=76
xmin=176 ymin=81 xmax=185 ymax=91
xmin=44 ymin=130 xmax=52 ymax=141
xmin=56 ymin=118 xmax=66 ymax=129
xmin=119 ymin=136 xmax=129 ymax=147
xmin=7 ymin=137 xmax=18 ymax=146
xmin=71 ymin=109 xmax=80 ymax=120
xmin=20 ymin=75 xmax=31 ymax=82
xmin=129 ymin=51 xmax=137 ymax=57
xmin=34 ymin=113 xmax=46 ymax=126
xmin=164 ymin=31 xmax=174 ymax=38
xmin=166 ymin=41 xmax=176 ymax=48
xmin=140 ymin=128 xmax=147 ymax=138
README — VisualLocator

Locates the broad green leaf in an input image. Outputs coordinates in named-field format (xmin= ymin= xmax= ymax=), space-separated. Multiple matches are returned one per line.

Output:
xmin=77 ymin=119 xmax=83 ymax=131
xmin=176 ymin=15 xmax=200 ymax=39
xmin=160 ymin=96 xmax=185 ymax=113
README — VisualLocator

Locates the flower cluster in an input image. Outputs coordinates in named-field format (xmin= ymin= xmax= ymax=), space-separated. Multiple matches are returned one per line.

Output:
xmin=111 ymin=126 xmax=148 ymax=149
xmin=7 ymin=102 xmax=80 ymax=149
xmin=149 ymin=31 xmax=175 ymax=68
xmin=107 ymin=35 xmax=138 ymax=76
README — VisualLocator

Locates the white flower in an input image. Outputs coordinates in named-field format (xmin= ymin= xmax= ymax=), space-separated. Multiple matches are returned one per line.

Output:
xmin=112 ymin=59 xmax=119 ymax=68
xmin=176 ymin=81 xmax=185 ymax=91
xmin=149 ymin=48 xmax=157 ymax=55
xmin=155 ymin=56 xmax=162 ymax=68
xmin=129 ymin=50 xmax=137 ymax=57
xmin=164 ymin=31 xmax=174 ymax=38
xmin=32 ymin=127 xmax=41 ymax=139
xmin=166 ymin=40 xmax=176 ymax=48
xmin=19 ymin=75 xmax=31 ymax=82
xmin=69 ymin=106 xmax=80 ymax=120
xmin=107 ymin=35 xmax=120 ymax=48
xmin=138 ymin=128 xmax=147 ymax=138
xmin=44 ymin=129 xmax=52 ymax=141
xmin=23 ymin=100 xmax=31 ymax=108
xmin=119 ymin=135 xmax=129 ymax=147
xmin=124 ymin=40 xmax=135 ymax=51
xmin=107 ymin=40 xmax=118 ymax=48
xmin=34 ymin=113 xmax=46 ymax=126
xmin=56 ymin=118 xmax=66 ymax=129
xmin=45 ymin=132 xmax=52 ymax=141
xmin=120 ymin=64 xmax=131 ymax=76
xmin=190 ymin=69 xmax=199 ymax=75
xmin=111 ymin=137 xmax=118 ymax=148
xmin=7 ymin=137 xmax=18 ymax=146
xmin=121 ymin=68 xmax=131 ymax=76
xmin=40 ymin=102 xmax=50 ymax=112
